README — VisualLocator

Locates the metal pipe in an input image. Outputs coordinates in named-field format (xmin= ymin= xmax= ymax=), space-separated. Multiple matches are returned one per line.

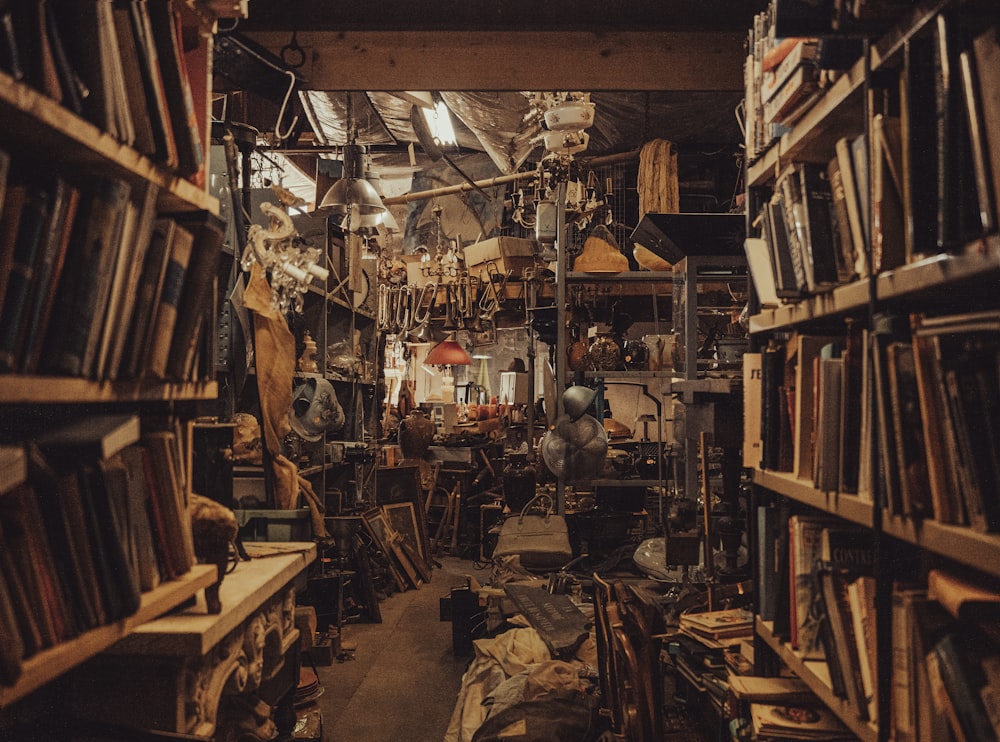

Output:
xmin=382 ymin=170 xmax=535 ymax=205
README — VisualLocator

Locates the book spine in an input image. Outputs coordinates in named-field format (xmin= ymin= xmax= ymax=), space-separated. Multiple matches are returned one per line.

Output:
xmin=798 ymin=162 xmax=840 ymax=291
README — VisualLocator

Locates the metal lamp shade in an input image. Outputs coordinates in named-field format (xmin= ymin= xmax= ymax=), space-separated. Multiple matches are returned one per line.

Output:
xmin=319 ymin=177 xmax=386 ymax=215
xmin=425 ymin=338 xmax=471 ymax=366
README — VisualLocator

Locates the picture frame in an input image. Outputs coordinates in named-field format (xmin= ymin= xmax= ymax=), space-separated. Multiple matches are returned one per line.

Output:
xmin=383 ymin=501 xmax=427 ymax=564
xmin=377 ymin=464 xmax=432 ymax=560
xmin=361 ymin=507 xmax=408 ymax=591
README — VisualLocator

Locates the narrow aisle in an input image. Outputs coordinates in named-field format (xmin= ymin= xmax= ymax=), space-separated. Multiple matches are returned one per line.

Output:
xmin=315 ymin=557 xmax=489 ymax=742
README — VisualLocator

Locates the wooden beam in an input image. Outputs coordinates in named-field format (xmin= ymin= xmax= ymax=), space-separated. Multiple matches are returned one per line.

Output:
xmin=241 ymin=31 xmax=746 ymax=91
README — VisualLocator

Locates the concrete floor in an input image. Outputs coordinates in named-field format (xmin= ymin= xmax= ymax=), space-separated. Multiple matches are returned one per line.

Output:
xmin=311 ymin=556 xmax=490 ymax=742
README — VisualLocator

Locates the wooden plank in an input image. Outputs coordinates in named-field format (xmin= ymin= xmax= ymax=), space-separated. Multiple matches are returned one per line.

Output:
xmin=242 ymin=31 xmax=747 ymax=92
xmin=108 ymin=544 xmax=316 ymax=656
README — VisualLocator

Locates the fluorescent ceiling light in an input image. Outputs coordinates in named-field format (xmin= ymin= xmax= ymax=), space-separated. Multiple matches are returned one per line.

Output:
xmin=422 ymin=101 xmax=457 ymax=147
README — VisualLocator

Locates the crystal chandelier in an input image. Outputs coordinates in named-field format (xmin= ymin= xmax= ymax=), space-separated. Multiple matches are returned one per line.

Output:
xmin=243 ymin=201 xmax=329 ymax=314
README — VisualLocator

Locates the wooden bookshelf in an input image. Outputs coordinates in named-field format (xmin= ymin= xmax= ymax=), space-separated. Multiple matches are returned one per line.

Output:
xmin=753 ymin=470 xmax=874 ymax=528
xmin=0 ymin=377 xmax=218 ymax=404
xmin=756 ymin=618 xmax=879 ymax=742
xmin=0 ymin=564 xmax=216 ymax=708
xmin=0 ymin=72 xmax=216 ymax=216
xmin=749 ymin=238 xmax=1000 ymax=333
xmin=882 ymin=513 xmax=1000 ymax=580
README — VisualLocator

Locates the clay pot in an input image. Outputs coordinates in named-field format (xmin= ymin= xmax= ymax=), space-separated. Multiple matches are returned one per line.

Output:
xmin=398 ymin=410 xmax=434 ymax=459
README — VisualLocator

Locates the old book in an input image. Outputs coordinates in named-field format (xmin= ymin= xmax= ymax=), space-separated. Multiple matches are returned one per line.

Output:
xmin=0 ymin=557 xmax=23 ymax=686
xmin=797 ymin=161 xmax=840 ymax=292
xmin=0 ymin=444 xmax=26 ymax=495
xmin=17 ymin=177 xmax=79 ymax=375
xmin=826 ymin=154 xmax=858 ymax=283
xmin=756 ymin=504 xmax=779 ymax=621
xmin=788 ymin=514 xmax=834 ymax=658
xmin=127 ymin=0 xmax=177 ymax=167
xmin=849 ymin=132 xmax=871 ymax=276
xmin=8 ymin=0 xmax=63 ymax=103
xmin=138 ymin=442 xmax=179 ymax=580
xmin=42 ymin=459 xmax=107 ymax=629
xmin=143 ymin=219 xmax=194 ymax=379
xmin=744 ymin=237 xmax=780 ymax=308
xmin=973 ymin=26 xmax=1000 ymax=233
xmin=43 ymin=177 xmax=132 ymax=377
xmin=728 ymin=675 xmax=815 ymax=704
xmin=111 ymin=0 xmax=156 ymax=157
xmin=35 ymin=413 xmax=140 ymax=462
xmin=761 ymin=39 xmax=818 ymax=102
xmin=838 ymin=319 xmax=864 ymax=494
xmin=763 ymin=64 xmax=820 ymax=124
xmin=148 ymin=0 xmax=204 ymax=180
xmin=750 ymin=701 xmax=851 ymax=739
xmin=912 ymin=599 xmax=960 ymax=742
xmin=0 ymin=518 xmax=41 ymax=658
xmin=26 ymin=444 xmax=99 ymax=633
xmin=143 ymin=431 xmax=194 ymax=575
xmin=103 ymin=181 xmax=160 ymax=381
xmin=50 ymin=1 xmax=124 ymax=140
xmin=164 ymin=210 xmax=226 ymax=380
xmin=763 ymin=197 xmax=805 ymax=298
xmin=119 ymin=216 xmax=174 ymax=379
xmin=777 ymin=166 xmax=810 ymax=296
xmin=928 ymin=568 xmax=1000 ymax=622
xmin=834 ymin=136 xmax=867 ymax=276
xmin=791 ymin=334 xmax=840 ymax=481
xmin=872 ymin=113 xmax=906 ymax=272
xmin=892 ymin=587 xmax=925 ymax=742
xmin=679 ymin=607 xmax=753 ymax=641
xmin=910 ymin=314 xmax=966 ymax=524
xmin=818 ymin=566 xmax=868 ymax=719
xmin=958 ymin=46 xmax=996 ymax=234
xmin=0 ymin=482 xmax=73 ymax=647
xmin=761 ymin=339 xmax=787 ymax=471
xmin=848 ymin=575 xmax=878 ymax=723
xmin=743 ymin=352 xmax=763 ymax=468
xmin=813 ymin=353 xmax=843 ymax=492
xmin=0 ymin=183 xmax=28 ymax=316
xmin=871 ymin=312 xmax=905 ymax=513
xmin=0 ymin=182 xmax=50 ymax=372
xmin=119 ymin=445 xmax=161 ymax=592
xmin=929 ymin=629 xmax=997 ymax=742
xmin=886 ymin=341 xmax=932 ymax=518
xmin=98 ymin=453 xmax=143 ymax=603
xmin=901 ymin=35 xmax=939 ymax=262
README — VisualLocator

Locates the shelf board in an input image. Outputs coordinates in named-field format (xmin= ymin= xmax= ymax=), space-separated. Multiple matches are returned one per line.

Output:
xmin=0 ymin=72 xmax=217 ymax=215
xmin=756 ymin=618 xmax=878 ymax=742
xmin=0 ymin=376 xmax=218 ymax=404
xmin=0 ymin=564 xmax=217 ymax=708
xmin=584 ymin=370 xmax=675 ymax=380
xmin=883 ymin=512 xmax=1000 ymax=579
xmin=753 ymin=469 xmax=874 ymax=527
xmin=671 ymin=377 xmax=741 ymax=395
xmin=750 ymin=239 xmax=1000 ymax=333
xmin=566 ymin=271 xmax=674 ymax=283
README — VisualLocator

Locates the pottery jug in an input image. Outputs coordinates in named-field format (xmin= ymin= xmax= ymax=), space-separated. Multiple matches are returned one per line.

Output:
xmin=398 ymin=409 xmax=434 ymax=459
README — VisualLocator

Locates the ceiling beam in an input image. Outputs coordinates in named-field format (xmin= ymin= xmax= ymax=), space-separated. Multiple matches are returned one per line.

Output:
xmin=240 ymin=30 xmax=747 ymax=92
xmin=238 ymin=0 xmax=764 ymax=32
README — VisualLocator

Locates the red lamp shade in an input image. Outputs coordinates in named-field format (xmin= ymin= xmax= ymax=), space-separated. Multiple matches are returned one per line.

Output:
xmin=425 ymin=338 xmax=471 ymax=366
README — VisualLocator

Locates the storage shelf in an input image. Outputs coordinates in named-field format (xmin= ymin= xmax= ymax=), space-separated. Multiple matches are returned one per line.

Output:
xmin=749 ymin=238 xmax=1000 ymax=334
xmin=883 ymin=512 xmax=1000 ymax=579
xmin=0 ymin=376 xmax=218 ymax=404
xmin=0 ymin=564 xmax=217 ymax=708
xmin=584 ymin=370 xmax=675 ymax=381
xmin=753 ymin=469 xmax=874 ymax=528
xmin=747 ymin=0 xmax=951 ymax=188
xmin=0 ymin=72 xmax=217 ymax=215
xmin=756 ymin=618 xmax=878 ymax=742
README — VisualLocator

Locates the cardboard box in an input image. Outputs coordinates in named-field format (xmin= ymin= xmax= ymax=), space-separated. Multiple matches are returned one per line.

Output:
xmin=463 ymin=237 xmax=539 ymax=282
xmin=499 ymin=371 xmax=529 ymax=404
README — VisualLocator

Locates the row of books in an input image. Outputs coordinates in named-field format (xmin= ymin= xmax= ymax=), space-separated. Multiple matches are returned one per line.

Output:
xmin=0 ymin=0 xmax=205 ymax=186
xmin=746 ymin=15 xmax=1000 ymax=303
xmin=756 ymin=512 xmax=879 ymax=726
xmin=0 ymin=413 xmax=195 ymax=688
xmin=747 ymin=305 xmax=1000 ymax=530
xmin=0 ymin=151 xmax=225 ymax=381
xmin=894 ymin=568 xmax=1000 ymax=742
